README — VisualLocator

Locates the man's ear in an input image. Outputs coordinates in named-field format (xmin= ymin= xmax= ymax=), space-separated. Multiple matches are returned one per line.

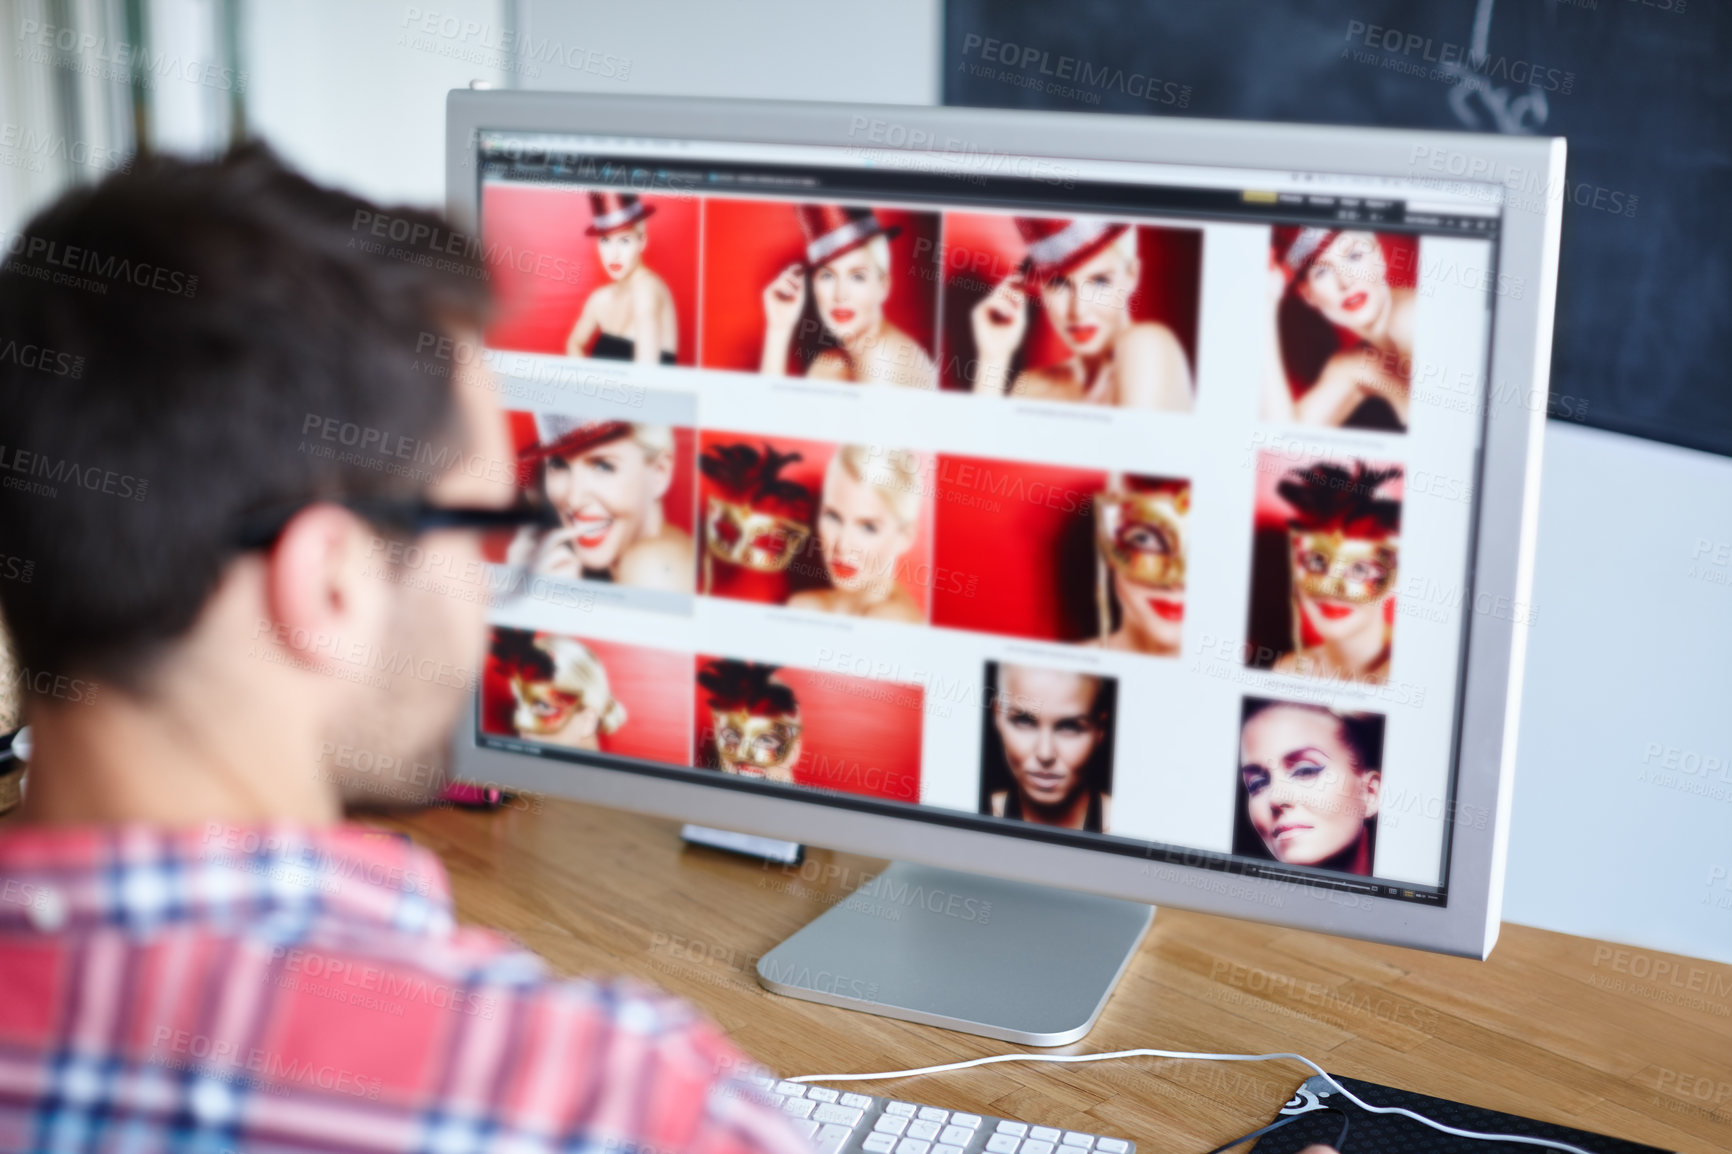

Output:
xmin=262 ymin=506 xmax=385 ymax=671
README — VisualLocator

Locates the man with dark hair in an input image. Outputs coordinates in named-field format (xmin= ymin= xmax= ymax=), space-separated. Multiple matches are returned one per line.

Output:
xmin=0 ymin=146 xmax=807 ymax=1154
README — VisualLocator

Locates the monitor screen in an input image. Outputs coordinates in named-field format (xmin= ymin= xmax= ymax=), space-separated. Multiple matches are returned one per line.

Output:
xmin=461 ymin=128 xmax=1506 ymax=909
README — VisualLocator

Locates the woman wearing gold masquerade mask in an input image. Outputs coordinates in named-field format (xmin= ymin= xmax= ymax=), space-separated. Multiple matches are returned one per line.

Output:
xmin=696 ymin=659 xmax=802 ymax=785
xmin=1085 ymin=474 xmax=1189 ymax=656
xmin=494 ymin=629 xmax=627 ymax=752
xmin=1272 ymin=462 xmax=1401 ymax=685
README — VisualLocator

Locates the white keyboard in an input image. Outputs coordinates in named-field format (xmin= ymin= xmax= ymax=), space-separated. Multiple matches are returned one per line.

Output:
xmin=749 ymin=1076 xmax=1136 ymax=1154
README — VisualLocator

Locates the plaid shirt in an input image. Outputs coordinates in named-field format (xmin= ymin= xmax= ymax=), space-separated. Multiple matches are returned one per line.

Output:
xmin=0 ymin=822 xmax=813 ymax=1154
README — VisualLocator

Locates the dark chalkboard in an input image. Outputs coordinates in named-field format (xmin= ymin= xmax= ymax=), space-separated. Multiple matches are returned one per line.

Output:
xmin=944 ymin=0 xmax=1732 ymax=458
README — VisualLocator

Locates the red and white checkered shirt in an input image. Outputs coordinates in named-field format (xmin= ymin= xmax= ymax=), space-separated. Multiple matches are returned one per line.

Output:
xmin=0 ymin=821 xmax=814 ymax=1154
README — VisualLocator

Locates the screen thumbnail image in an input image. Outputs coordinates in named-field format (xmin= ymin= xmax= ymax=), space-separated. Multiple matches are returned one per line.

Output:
xmin=481 ymin=628 xmax=692 ymax=766
xmin=937 ymin=212 xmax=1200 ymax=410
xmin=933 ymin=455 xmax=1189 ymax=656
xmin=700 ymin=198 xmax=941 ymax=388
xmin=1233 ymin=696 xmax=1385 ymax=876
xmin=504 ymin=412 xmax=697 ymax=595
xmin=691 ymin=656 xmax=923 ymax=803
xmin=481 ymin=185 xmax=700 ymax=367
xmin=696 ymin=433 xmax=934 ymax=623
xmin=978 ymin=660 xmax=1118 ymax=834
xmin=1265 ymin=226 xmax=1419 ymax=432
xmin=1245 ymin=454 xmax=1402 ymax=685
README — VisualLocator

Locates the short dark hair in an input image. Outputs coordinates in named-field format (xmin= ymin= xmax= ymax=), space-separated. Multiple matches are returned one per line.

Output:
xmin=0 ymin=144 xmax=490 ymax=689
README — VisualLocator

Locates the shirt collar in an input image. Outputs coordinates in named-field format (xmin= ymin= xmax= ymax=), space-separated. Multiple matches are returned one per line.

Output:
xmin=0 ymin=821 xmax=454 ymax=940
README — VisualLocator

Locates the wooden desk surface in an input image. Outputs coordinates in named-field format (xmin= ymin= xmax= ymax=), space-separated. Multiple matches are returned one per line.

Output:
xmin=380 ymin=798 xmax=1731 ymax=1153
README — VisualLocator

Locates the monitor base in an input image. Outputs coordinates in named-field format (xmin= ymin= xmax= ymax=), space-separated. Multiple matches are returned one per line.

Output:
xmin=756 ymin=861 xmax=1152 ymax=1046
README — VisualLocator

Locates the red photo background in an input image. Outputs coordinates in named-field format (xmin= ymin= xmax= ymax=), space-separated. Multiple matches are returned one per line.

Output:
xmin=699 ymin=199 xmax=941 ymax=374
xmin=930 ymin=454 xmax=1106 ymax=642
xmin=481 ymin=185 xmax=700 ymax=364
xmin=1271 ymin=227 xmax=1419 ymax=398
xmin=479 ymin=412 xmax=697 ymax=564
xmin=1245 ymin=452 xmax=1405 ymax=661
xmin=480 ymin=629 xmax=692 ymax=765
xmin=691 ymin=656 xmax=923 ymax=803
xmin=937 ymin=213 xmax=1203 ymax=393
xmin=696 ymin=431 xmax=936 ymax=614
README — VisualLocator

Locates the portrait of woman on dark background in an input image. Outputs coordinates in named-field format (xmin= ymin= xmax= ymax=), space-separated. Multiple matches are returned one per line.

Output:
xmin=1234 ymin=697 xmax=1384 ymax=876
xmin=979 ymin=661 xmax=1117 ymax=834
xmin=1264 ymin=227 xmax=1417 ymax=431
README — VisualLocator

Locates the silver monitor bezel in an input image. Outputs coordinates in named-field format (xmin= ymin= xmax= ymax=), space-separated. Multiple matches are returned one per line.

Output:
xmin=447 ymin=90 xmax=1564 ymax=959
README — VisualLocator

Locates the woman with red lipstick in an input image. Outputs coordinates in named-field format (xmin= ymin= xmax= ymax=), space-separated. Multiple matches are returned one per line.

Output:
xmin=514 ymin=416 xmax=694 ymax=593
xmin=787 ymin=445 xmax=926 ymax=623
xmin=1235 ymin=698 xmax=1383 ymax=875
xmin=494 ymin=629 xmax=628 ymax=753
xmin=1264 ymin=227 xmax=1414 ymax=431
xmin=1269 ymin=461 xmax=1401 ymax=685
xmin=970 ymin=217 xmax=1193 ymax=409
xmin=1084 ymin=474 xmax=1189 ymax=656
xmin=759 ymin=204 xmax=936 ymax=388
xmin=981 ymin=662 xmax=1116 ymax=833
xmin=565 ymin=192 xmax=679 ymax=366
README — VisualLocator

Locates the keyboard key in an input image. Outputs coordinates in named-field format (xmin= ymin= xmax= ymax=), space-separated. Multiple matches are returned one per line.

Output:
xmin=919 ymin=1107 xmax=950 ymax=1122
xmin=875 ymin=1115 xmax=910 ymax=1136
xmin=886 ymin=1102 xmax=919 ymax=1117
xmin=897 ymin=1141 xmax=932 ymax=1154
xmin=808 ymin=1086 xmax=839 ymax=1103
xmin=863 ymin=1135 xmax=898 ymax=1154
xmin=908 ymin=1120 xmax=942 ymax=1140
xmin=813 ymin=1103 xmax=864 ymax=1127
xmin=776 ymin=1081 xmax=808 ymax=1098
xmin=842 ymin=1093 xmax=873 ymax=1109
xmin=1096 ymin=1142 xmax=1129 ymax=1154
xmin=952 ymin=1114 xmax=984 ymax=1129
xmin=817 ymin=1124 xmax=853 ymax=1154
xmin=1062 ymin=1135 xmax=1094 ymax=1148
xmin=762 ymin=1093 xmax=785 ymax=1109
xmin=986 ymin=1135 xmax=1021 ymax=1154
xmin=1031 ymin=1128 xmax=1061 ymax=1142
xmin=749 ymin=1074 xmax=775 ymax=1089
xmin=996 ymin=1122 xmax=1029 ymax=1137
xmin=935 ymin=1147 xmax=966 ymax=1154
xmin=941 ymin=1125 xmax=975 ymax=1146
xmin=791 ymin=1119 xmax=820 ymax=1138
xmin=1025 ymin=1142 xmax=1056 ymax=1154
xmin=781 ymin=1097 xmax=816 ymax=1118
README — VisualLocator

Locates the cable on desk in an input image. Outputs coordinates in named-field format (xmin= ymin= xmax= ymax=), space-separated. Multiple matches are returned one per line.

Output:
xmin=787 ymin=1048 xmax=1600 ymax=1154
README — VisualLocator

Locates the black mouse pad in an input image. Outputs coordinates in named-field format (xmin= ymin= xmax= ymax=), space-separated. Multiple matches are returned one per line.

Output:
xmin=1239 ymin=1073 xmax=1675 ymax=1154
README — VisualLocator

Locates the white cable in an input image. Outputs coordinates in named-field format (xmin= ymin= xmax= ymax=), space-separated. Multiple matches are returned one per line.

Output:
xmin=788 ymin=1047 xmax=1599 ymax=1154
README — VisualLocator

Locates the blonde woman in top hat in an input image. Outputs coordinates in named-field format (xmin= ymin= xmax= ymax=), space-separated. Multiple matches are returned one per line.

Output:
xmin=1262 ymin=227 xmax=1414 ymax=429
xmin=565 ymin=191 xmax=679 ymax=366
xmin=511 ymin=415 xmax=694 ymax=593
xmin=970 ymin=217 xmax=1192 ymax=409
xmin=787 ymin=444 xmax=926 ymax=623
xmin=759 ymin=204 xmax=937 ymax=389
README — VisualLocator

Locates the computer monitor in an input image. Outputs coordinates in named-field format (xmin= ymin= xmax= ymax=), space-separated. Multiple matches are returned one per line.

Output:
xmin=446 ymin=91 xmax=1563 ymax=1043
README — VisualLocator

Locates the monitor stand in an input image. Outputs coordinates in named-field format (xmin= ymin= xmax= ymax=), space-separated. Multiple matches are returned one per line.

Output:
xmin=756 ymin=861 xmax=1153 ymax=1046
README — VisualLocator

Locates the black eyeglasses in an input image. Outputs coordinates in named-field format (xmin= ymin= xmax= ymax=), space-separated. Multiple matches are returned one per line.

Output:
xmin=233 ymin=496 xmax=562 ymax=552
